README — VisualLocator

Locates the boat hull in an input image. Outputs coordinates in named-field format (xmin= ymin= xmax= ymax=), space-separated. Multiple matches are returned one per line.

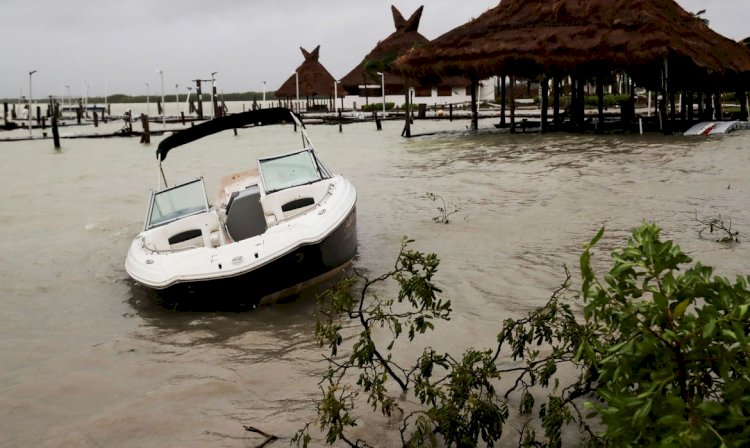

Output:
xmin=147 ymin=207 xmax=357 ymax=304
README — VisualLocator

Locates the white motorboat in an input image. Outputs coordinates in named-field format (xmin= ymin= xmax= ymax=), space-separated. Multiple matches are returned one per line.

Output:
xmin=125 ymin=108 xmax=357 ymax=303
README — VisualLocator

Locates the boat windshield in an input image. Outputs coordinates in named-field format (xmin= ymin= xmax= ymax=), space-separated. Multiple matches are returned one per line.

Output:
xmin=259 ymin=150 xmax=323 ymax=193
xmin=146 ymin=178 xmax=209 ymax=229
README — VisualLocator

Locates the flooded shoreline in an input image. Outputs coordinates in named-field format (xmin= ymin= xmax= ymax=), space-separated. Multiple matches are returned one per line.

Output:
xmin=1 ymin=119 xmax=748 ymax=446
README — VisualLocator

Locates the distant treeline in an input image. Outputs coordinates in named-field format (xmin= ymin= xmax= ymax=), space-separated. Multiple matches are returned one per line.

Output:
xmin=1 ymin=91 xmax=279 ymax=104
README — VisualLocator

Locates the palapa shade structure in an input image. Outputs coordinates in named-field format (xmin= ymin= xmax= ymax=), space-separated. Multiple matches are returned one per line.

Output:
xmin=340 ymin=6 xmax=426 ymax=96
xmin=276 ymin=46 xmax=346 ymax=99
xmin=340 ymin=5 xmax=468 ymax=98
xmin=396 ymin=0 xmax=750 ymax=132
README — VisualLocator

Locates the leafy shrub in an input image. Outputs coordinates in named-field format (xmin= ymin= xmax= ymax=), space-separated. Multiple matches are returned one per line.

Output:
xmin=294 ymin=224 xmax=750 ymax=447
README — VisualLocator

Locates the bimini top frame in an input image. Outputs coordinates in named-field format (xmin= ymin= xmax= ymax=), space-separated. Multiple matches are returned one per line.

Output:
xmin=154 ymin=107 xmax=309 ymax=190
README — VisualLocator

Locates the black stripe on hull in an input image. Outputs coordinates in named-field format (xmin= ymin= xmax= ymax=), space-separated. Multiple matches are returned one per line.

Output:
xmin=157 ymin=206 xmax=357 ymax=305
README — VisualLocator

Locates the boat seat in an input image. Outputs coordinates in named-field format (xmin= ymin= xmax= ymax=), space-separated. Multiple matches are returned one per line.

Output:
xmin=145 ymin=211 xmax=223 ymax=251
xmin=225 ymin=185 xmax=267 ymax=241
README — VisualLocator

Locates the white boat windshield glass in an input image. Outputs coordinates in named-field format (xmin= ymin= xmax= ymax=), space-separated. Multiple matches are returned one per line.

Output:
xmin=147 ymin=178 xmax=209 ymax=229
xmin=259 ymin=150 xmax=322 ymax=193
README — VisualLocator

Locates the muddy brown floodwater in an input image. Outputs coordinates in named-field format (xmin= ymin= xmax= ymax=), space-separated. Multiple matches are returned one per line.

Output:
xmin=1 ymin=116 xmax=749 ymax=447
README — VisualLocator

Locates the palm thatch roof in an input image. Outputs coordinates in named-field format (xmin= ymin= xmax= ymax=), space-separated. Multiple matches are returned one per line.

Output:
xmin=339 ymin=6 xmax=426 ymax=94
xmin=396 ymin=0 xmax=750 ymax=90
xmin=276 ymin=46 xmax=346 ymax=98
xmin=339 ymin=5 xmax=468 ymax=95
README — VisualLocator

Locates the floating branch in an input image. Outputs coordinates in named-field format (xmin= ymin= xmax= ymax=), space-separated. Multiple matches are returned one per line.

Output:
xmin=695 ymin=211 xmax=740 ymax=243
xmin=243 ymin=425 xmax=278 ymax=448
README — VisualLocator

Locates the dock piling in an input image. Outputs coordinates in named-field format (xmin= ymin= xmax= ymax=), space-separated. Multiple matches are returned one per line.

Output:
xmin=51 ymin=116 xmax=61 ymax=149
xmin=140 ymin=114 xmax=150 ymax=144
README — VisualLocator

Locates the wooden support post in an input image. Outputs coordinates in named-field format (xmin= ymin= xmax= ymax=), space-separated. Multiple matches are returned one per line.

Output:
xmin=739 ymin=91 xmax=748 ymax=121
xmin=51 ymin=115 xmax=61 ymax=149
xmin=140 ymin=114 xmax=150 ymax=144
xmin=449 ymin=103 xmax=453 ymax=121
xmin=713 ymin=93 xmax=722 ymax=120
xmin=125 ymin=111 xmax=133 ymax=136
xmin=660 ymin=59 xmax=669 ymax=133
xmin=195 ymin=81 xmax=204 ymax=119
xmin=338 ymin=110 xmax=343 ymax=133
xmin=541 ymin=75 xmax=549 ymax=133
xmin=500 ymin=74 xmax=506 ymax=126
xmin=679 ymin=93 xmax=687 ymax=122
xmin=3 ymin=102 xmax=7 ymax=126
xmin=571 ymin=76 xmax=583 ymax=131
xmin=687 ymin=92 xmax=694 ymax=122
xmin=213 ymin=85 xmax=219 ymax=118
xmin=180 ymin=112 xmax=185 ymax=125
xmin=704 ymin=91 xmax=713 ymax=120
xmin=76 ymin=102 xmax=82 ymax=124
xmin=573 ymin=78 xmax=579 ymax=128
xmin=36 ymin=106 xmax=41 ymax=127
xmin=597 ymin=74 xmax=604 ymax=132
xmin=578 ymin=78 xmax=586 ymax=130
xmin=374 ymin=110 xmax=382 ymax=131
xmin=93 ymin=111 xmax=98 ymax=127
xmin=233 ymin=128 xmax=238 ymax=136
xmin=402 ymin=78 xmax=411 ymax=137
xmin=553 ymin=77 xmax=560 ymax=127
xmin=509 ymin=75 xmax=516 ymax=132
xmin=669 ymin=93 xmax=676 ymax=130
xmin=470 ymin=78 xmax=479 ymax=131
xmin=42 ymin=116 xmax=46 ymax=130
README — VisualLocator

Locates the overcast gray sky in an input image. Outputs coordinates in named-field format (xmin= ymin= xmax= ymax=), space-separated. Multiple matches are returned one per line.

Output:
xmin=1 ymin=0 xmax=746 ymax=99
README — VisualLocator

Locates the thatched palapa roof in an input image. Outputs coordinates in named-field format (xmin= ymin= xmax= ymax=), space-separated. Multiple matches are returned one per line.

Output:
xmin=339 ymin=6 xmax=427 ymax=94
xmin=276 ymin=46 xmax=346 ymax=98
xmin=396 ymin=0 xmax=750 ymax=90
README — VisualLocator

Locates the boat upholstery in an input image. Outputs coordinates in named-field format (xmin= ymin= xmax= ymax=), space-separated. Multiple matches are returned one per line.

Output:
xmin=225 ymin=185 xmax=267 ymax=241
xmin=146 ymin=211 xmax=223 ymax=251
xmin=261 ymin=181 xmax=331 ymax=223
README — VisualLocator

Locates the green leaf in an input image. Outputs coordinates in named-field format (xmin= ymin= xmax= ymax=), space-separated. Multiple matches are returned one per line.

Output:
xmin=672 ymin=299 xmax=690 ymax=320
xmin=702 ymin=319 xmax=717 ymax=338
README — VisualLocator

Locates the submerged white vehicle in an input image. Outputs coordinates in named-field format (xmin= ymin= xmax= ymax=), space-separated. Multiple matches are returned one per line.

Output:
xmin=684 ymin=120 xmax=748 ymax=136
xmin=125 ymin=108 xmax=357 ymax=303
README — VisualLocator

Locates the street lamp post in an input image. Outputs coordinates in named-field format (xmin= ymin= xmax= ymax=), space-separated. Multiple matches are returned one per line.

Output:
xmin=376 ymin=71 xmax=385 ymax=117
xmin=157 ymin=69 xmax=165 ymax=129
xmin=185 ymin=86 xmax=192 ymax=115
xmin=293 ymin=71 xmax=299 ymax=113
xmin=210 ymin=71 xmax=218 ymax=119
xmin=28 ymin=70 xmax=37 ymax=138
